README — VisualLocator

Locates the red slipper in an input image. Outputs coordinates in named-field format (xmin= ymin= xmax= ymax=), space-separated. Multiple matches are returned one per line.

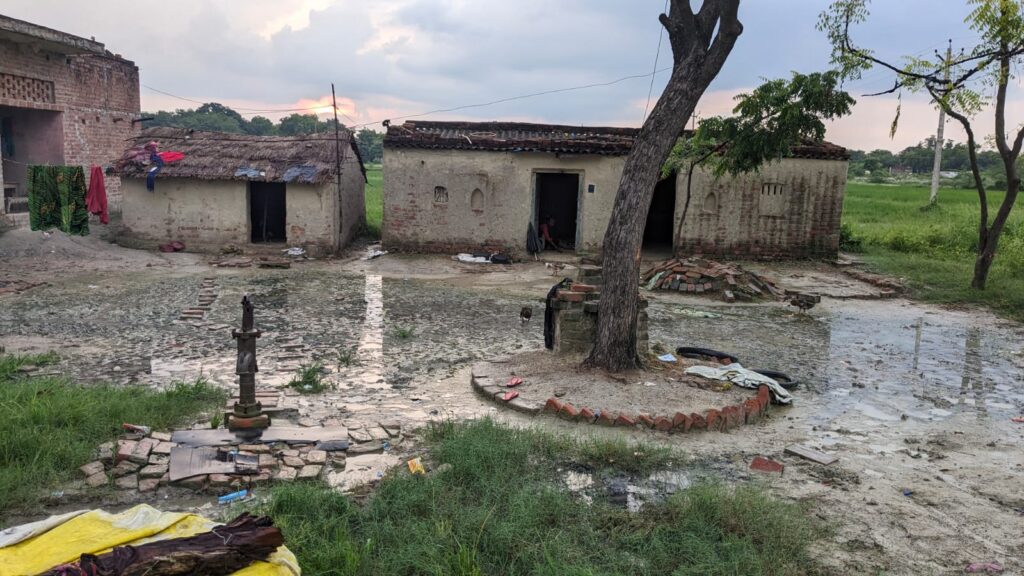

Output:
xmin=507 ymin=377 xmax=523 ymax=387
xmin=502 ymin=390 xmax=519 ymax=402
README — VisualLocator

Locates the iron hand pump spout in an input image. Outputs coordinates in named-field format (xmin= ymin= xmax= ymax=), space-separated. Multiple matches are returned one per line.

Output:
xmin=227 ymin=294 xmax=270 ymax=439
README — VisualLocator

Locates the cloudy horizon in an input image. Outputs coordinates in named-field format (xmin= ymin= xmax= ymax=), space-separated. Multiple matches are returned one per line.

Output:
xmin=4 ymin=0 xmax=1019 ymax=152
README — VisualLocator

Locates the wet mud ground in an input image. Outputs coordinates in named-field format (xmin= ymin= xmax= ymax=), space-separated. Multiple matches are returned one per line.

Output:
xmin=0 ymin=234 xmax=1022 ymax=575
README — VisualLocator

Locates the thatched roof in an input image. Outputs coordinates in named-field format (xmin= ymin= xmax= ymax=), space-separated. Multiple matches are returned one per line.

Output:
xmin=117 ymin=127 xmax=364 ymax=184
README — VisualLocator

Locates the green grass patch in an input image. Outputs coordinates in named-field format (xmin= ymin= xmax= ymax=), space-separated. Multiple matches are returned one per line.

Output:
xmin=287 ymin=362 xmax=331 ymax=394
xmin=0 ymin=354 xmax=226 ymax=516
xmin=365 ymin=165 xmax=382 ymax=239
xmin=260 ymin=419 xmax=820 ymax=575
xmin=843 ymin=183 xmax=1024 ymax=320
xmin=0 ymin=351 xmax=59 ymax=380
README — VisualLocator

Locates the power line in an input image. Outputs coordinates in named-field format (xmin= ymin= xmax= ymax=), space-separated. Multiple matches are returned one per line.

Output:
xmin=142 ymin=84 xmax=335 ymax=113
xmin=643 ymin=0 xmax=670 ymax=122
xmin=350 ymin=66 xmax=673 ymax=129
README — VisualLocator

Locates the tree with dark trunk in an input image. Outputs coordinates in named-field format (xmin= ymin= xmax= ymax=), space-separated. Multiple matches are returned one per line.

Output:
xmin=819 ymin=0 xmax=1024 ymax=289
xmin=585 ymin=0 xmax=743 ymax=372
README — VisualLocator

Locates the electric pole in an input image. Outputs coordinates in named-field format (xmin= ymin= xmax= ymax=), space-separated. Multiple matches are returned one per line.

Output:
xmin=929 ymin=40 xmax=952 ymax=207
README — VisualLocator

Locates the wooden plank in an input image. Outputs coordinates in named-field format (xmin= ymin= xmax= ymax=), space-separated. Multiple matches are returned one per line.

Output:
xmin=169 ymin=446 xmax=236 ymax=481
xmin=784 ymin=445 xmax=838 ymax=465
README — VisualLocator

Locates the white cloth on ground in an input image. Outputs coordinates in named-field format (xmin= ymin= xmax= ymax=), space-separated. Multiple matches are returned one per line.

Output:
xmin=684 ymin=362 xmax=793 ymax=404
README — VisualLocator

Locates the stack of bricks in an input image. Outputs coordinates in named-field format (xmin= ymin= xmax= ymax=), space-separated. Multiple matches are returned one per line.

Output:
xmin=551 ymin=265 xmax=649 ymax=356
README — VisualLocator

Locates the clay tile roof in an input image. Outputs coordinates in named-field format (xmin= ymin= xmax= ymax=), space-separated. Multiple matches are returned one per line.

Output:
xmin=385 ymin=120 xmax=848 ymax=161
xmin=116 ymin=127 xmax=364 ymax=185
xmin=384 ymin=120 xmax=639 ymax=156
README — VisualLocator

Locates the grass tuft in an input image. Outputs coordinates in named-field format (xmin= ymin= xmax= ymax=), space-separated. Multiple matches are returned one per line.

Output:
xmin=0 ymin=356 xmax=225 ymax=518
xmin=259 ymin=418 xmax=820 ymax=575
xmin=287 ymin=362 xmax=330 ymax=394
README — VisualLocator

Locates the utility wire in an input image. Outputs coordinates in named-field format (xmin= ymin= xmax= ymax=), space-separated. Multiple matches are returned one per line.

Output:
xmin=643 ymin=0 xmax=670 ymax=123
xmin=143 ymin=84 xmax=336 ymax=113
xmin=144 ymin=64 xmax=674 ymax=132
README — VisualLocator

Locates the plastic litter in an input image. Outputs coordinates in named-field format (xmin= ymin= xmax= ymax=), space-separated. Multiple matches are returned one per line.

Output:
xmin=361 ymin=248 xmax=388 ymax=261
xmin=1011 ymin=416 xmax=1024 ymax=423
xmin=902 ymin=489 xmax=913 ymax=497
xmin=122 ymin=423 xmax=152 ymax=435
xmin=282 ymin=247 xmax=306 ymax=257
xmin=218 ymin=489 xmax=249 ymax=505
xmin=407 ymin=457 xmax=426 ymax=475
xmin=657 ymin=353 xmax=677 ymax=363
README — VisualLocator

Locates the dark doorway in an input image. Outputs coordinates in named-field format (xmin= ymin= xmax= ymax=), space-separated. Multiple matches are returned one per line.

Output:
xmin=643 ymin=175 xmax=676 ymax=250
xmin=535 ymin=172 xmax=579 ymax=250
xmin=250 ymin=182 xmax=286 ymax=243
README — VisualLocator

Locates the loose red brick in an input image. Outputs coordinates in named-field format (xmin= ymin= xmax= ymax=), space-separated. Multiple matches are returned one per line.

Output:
xmin=672 ymin=412 xmax=691 ymax=432
xmin=614 ymin=413 xmax=636 ymax=428
xmin=689 ymin=412 xmax=707 ymax=430
xmin=578 ymin=407 xmax=596 ymax=423
xmin=757 ymin=385 xmax=771 ymax=405
xmin=653 ymin=416 xmax=673 ymax=432
xmin=559 ymin=403 xmax=579 ymax=421
xmin=557 ymin=291 xmax=585 ymax=303
xmin=743 ymin=399 xmax=761 ymax=424
xmin=596 ymin=410 xmax=617 ymax=426
xmin=750 ymin=456 xmax=784 ymax=474
xmin=705 ymin=409 xmax=722 ymax=432
xmin=570 ymin=284 xmax=598 ymax=293
xmin=637 ymin=413 xmax=656 ymax=428
xmin=543 ymin=397 xmax=563 ymax=414
xmin=724 ymin=405 xmax=744 ymax=429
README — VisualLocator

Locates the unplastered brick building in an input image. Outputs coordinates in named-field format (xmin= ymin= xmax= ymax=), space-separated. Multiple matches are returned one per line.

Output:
xmin=382 ymin=120 xmax=849 ymax=259
xmin=0 ymin=14 xmax=140 ymax=226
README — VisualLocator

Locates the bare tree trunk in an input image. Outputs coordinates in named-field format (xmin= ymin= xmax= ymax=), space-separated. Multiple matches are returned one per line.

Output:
xmin=586 ymin=0 xmax=742 ymax=371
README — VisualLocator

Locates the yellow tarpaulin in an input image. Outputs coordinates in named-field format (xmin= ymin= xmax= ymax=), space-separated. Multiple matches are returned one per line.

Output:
xmin=0 ymin=504 xmax=300 ymax=576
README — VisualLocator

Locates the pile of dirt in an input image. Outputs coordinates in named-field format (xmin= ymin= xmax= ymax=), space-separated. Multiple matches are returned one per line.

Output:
xmin=641 ymin=257 xmax=786 ymax=302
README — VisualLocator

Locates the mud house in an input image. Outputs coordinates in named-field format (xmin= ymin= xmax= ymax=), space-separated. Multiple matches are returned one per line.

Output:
xmin=0 ymin=14 xmax=140 ymax=226
xmin=382 ymin=120 xmax=849 ymax=259
xmin=117 ymin=127 xmax=365 ymax=255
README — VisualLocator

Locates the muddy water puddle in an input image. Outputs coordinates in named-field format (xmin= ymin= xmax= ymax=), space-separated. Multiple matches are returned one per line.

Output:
xmin=649 ymin=299 xmax=1024 ymax=428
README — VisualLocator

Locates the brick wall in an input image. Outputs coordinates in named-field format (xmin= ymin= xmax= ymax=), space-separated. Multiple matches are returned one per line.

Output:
xmin=675 ymin=158 xmax=848 ymax=260
xmin=0 ymin=39 xmax=140 ymax=216
xmin=551 ymin=265 xmax=649 ymax=356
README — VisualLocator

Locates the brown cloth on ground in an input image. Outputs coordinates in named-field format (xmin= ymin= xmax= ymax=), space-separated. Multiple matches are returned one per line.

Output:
xmin=40 ymin=513 xmax=284 ymax=576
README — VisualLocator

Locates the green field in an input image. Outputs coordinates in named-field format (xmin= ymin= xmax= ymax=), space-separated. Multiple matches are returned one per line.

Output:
xmin=365 ymin=163 xmax=382 ymax=238
xmin=842 ymin=182 xmax=1024 ymax=320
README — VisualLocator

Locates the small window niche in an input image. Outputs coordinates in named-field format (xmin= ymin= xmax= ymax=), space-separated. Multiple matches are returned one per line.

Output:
xmin=702 ymin=192 xmax=718 ymax=214
xmin=433 ymin=186 xmax=449 ymax=204
xmin=470 ymin=188 xmax=484 ymax=210
xmin=759 ymin=182 xmax=786 ymax=216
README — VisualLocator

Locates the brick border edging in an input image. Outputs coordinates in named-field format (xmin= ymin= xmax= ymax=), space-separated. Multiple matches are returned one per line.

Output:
xmin=471 ymin=363 xmax=773 ymax=433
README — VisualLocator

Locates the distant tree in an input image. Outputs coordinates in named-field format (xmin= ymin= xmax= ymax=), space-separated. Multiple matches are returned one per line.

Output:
xmin=277 ymin=113 xmax=324 ymax=136
xmin=587 ymin=0 xmax=743 ymax=372
xmin=246 ymin=116 xmax=277 ymax=136
xmin=355 ymin=128 xmax=384 ymax=163
xmin=820 ymin=0 xmax=1024 ymax=289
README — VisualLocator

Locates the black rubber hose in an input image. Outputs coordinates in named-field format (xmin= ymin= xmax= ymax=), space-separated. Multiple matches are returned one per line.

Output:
xmin=675 ymin=347 xmax=740 ymax=364
xmin=750 ymin=369 xmax=799 ymax=389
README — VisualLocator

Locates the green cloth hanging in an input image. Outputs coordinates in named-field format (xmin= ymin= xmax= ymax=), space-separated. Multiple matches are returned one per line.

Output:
xmin=27 ymin=165 xmax=89 ymax=236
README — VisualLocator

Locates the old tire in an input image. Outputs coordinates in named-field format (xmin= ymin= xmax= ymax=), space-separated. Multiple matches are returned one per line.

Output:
xmin=751 ymin=369 xmax=799 ymax=389
xmin=675 ymin=347 xmax=740 ymax=364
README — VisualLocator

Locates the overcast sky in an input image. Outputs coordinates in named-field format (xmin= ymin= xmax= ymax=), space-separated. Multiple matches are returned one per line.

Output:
xmin=5 ymin=0 xmax=1019 ymax=151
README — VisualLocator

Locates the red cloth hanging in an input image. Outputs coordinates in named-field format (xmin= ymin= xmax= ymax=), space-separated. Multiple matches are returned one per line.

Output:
xmin=86 ymin=165 xmax=109 ymax=224
xmin=157 ymin=151 xmax=185 ymax=163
